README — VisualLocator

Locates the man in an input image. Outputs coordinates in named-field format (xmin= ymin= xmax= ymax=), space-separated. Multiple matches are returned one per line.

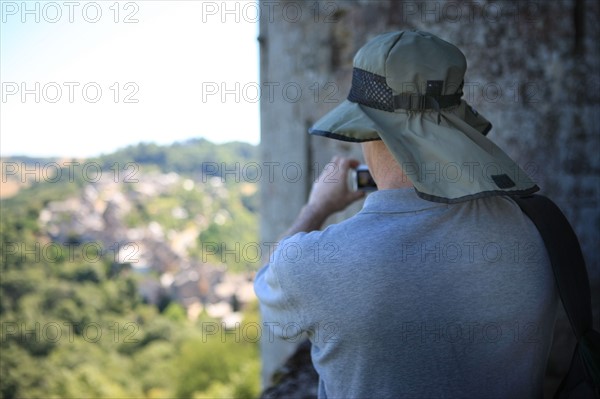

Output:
xmin=254 ymin=30 xmax=558 ymax=398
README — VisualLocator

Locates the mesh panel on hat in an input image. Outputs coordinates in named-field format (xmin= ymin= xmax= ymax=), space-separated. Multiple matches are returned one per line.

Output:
xmin=347 ymin=68 xmax=395 ymax=112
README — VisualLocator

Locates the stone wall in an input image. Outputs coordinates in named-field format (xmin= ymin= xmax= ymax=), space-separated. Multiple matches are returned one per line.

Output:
xmin=259 ymin=0 xmax=600 ymax=391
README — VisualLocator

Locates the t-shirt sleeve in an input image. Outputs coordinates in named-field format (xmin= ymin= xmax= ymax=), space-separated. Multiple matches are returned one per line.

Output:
xmin=253 ymin=246 xmax=307 ymax=340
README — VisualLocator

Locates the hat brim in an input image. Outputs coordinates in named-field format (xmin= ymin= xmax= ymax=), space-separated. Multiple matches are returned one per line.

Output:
xmin=309 ymin=100 xmax=538 ymax=203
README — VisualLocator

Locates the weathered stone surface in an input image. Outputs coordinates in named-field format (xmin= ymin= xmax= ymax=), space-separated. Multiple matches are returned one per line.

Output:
xmin=260 ymin=0 xmax=599 ymax=394
xmin=259 ymin=340 xmax=318 ymax=399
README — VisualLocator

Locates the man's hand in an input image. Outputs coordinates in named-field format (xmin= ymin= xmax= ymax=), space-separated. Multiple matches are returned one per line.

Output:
xmin=280 ymin=156 xmax=365 ymax=239
xmin=307 ymin=156 xmax=365 ymax=217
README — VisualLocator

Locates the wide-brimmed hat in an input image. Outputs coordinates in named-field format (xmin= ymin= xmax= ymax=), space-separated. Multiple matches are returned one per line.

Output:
xmin=309 ymin=30 xmax=539 ymax=203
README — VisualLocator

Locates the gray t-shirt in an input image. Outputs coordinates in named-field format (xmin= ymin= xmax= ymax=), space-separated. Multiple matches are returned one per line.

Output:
xmin=254 ymin=188 xmax=558 ymax=398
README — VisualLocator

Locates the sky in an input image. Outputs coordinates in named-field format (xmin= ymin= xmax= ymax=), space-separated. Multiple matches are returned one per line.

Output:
xmin=0 ymin=0 xmax=261 ymax=158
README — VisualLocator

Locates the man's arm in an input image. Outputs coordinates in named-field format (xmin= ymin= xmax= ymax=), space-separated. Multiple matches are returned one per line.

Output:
xmin=255 ymin=155 xmax=365 ymax=330
xmin=280 ymin=156 xmax=365 ymax=238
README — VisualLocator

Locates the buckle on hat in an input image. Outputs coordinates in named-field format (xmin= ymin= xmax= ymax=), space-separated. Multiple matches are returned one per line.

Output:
xmin=393 ymin=92 xmax=462 ymax=111
xmin=393 ymin=94 xmax=428 ymax=111
xmin=418 ymin=95 xmax=427 ymax=110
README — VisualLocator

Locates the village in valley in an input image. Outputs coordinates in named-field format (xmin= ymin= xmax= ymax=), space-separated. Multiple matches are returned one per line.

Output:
xmin=2 ymin=151 xmax=260 ymax=327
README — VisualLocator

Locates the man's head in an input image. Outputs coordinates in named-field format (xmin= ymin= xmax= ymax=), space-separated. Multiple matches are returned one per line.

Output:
xmin=309 ymin=30 xmax=538 ymax=203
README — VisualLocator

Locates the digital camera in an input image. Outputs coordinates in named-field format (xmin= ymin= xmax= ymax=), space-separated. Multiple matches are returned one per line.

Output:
xmin=352 ymin=165 xmax=378 ymax=191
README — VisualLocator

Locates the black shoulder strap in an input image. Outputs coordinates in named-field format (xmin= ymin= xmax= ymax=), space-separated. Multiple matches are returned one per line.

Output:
xmin=513 ymin=195 xmax=600 ymax=397
xmin=513 ymin=195 xmax=592 ymax=340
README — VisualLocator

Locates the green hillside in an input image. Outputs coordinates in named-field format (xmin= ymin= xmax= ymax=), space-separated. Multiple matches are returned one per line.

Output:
xmin=0 ymin=139 xmax=262 ymax=398
xmin=94 ymin=138 xmax=257 ymax=176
